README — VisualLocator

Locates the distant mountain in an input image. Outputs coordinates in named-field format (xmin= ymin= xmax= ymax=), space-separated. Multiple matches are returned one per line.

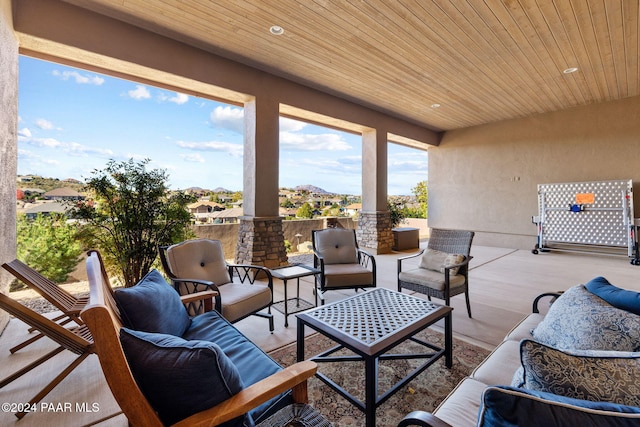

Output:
xmin=295 ymin=185 xmax=331 ymax=194
xmin=213 ymin=187 xmax=232 ymax=193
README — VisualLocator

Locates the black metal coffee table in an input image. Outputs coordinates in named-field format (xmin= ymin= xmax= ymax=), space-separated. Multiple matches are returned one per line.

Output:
xmin=296 ymin=288 xmax=452 ymax=427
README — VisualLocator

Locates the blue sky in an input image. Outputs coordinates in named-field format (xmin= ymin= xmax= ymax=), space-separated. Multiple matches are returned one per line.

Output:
xmin=17 ymin=56 xmax=428 ymax=195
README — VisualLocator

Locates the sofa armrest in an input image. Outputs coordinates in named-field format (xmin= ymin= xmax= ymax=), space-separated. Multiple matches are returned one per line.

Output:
xmin=532 ymin=291 xmax=563 ymax=313
xmin=397 ymin=411 xmax=452 ymax=427
xmin=173 ymin=360 xmax=318 ymax=427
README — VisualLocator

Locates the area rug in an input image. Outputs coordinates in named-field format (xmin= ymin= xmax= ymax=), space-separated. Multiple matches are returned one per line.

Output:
xmin=268 ymin=328 xmax=491 ymax=427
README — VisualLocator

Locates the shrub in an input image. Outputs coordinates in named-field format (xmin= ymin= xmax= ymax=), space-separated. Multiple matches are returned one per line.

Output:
xmin=15 ymin=213 xmax=82 ymax=288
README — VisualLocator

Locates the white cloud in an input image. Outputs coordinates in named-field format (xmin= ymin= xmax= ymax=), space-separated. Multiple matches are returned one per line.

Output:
xmin=176 ymin=140 xmax=243 ymax=157
xmin=180 ymin=153 xmax=206 ymax=163
xmin=52 ymin=70 xmax=105 ymax=85
xmin=280 ymin=117 xmax=307 ymax=132
xmin=280 ymin=131 xmax=351 ymax=151
xmin=18 ymin=128 xmax=31 ymax=138
xmin=127 ymin=85 xmax=151 ymax=100
xmin=169 ymin=93 xmax=189 ymax=105
xmin=210 ymin=106 xmax=244 ymax=134
xmin=35 ymin=119 xmax=55 ymax=130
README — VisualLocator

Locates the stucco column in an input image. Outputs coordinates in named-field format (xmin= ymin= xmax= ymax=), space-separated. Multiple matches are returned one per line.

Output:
xmin=357 ymin=129 xmax=393 ymax=254
xmin=0 ymin=0 xmax=18 ymax=331
xmin=236 ymin=97 xmax=287 ymax=268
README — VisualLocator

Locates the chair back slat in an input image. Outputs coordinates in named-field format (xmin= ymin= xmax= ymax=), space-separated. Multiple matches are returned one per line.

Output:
xmin=0 ymin=293 xmax=92 ymax=355
xmin=3 ymin=259 xmax=78 ymax=310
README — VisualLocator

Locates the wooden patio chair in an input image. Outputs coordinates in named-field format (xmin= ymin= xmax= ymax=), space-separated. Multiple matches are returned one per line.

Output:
xmin=2 ymin=259 xmax=88 ymax=353
xmin=82 ymin=250 xmax=320 ymax=426
xmin=0 ymin=292 xmax=94 ymax=419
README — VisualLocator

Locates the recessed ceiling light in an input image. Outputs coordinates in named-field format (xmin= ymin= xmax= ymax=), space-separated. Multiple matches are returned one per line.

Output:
xmin=430 ymin=103 xmax=441 ymax=108
xmin=563 ymin=67 xmax=579 ymax=74
xmin=270 ymin=25 xmax=284 ymax=35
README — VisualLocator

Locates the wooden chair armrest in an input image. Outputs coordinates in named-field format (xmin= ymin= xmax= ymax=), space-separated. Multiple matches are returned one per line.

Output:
xmin=396 ymin=410 xmax=452 ymax=427
xmin=179 ymin=290 xmax=218 ymax=312
xmin=173 ymin=360 xmax=317 ymax=427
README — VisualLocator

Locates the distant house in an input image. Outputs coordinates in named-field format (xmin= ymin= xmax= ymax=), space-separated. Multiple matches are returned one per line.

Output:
xmin=344 ymin=203 xmax=361 ymax=217
xmin=43 ymin=187 xmax=84 ymax=201
xmin=23 ymin=201 xmax=70 ymax=220
xmin=188 ymin=201 xmax=224 ymax=223
xmin=212 ymin=207 xmax=243 ymax=224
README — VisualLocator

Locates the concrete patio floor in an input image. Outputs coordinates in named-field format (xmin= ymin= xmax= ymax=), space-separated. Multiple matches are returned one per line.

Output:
xmin=1 ymin=241 xmax=639 ymax=426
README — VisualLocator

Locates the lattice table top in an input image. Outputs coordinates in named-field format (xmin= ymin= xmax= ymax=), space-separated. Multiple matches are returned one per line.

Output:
xmin=301 ymin=288 xmax=443 ymax=346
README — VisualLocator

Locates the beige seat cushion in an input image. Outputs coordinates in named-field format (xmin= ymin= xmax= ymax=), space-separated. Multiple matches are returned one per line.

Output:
xmin=218 ymin=283 xmax=272 ymax=322
xmin=471 ymin=339 xmax=522 ymax=385
xmin=433 ymin=378 xmax=486 ymax=427
xmin=398 ymin=267 xmax=466 ymax=291
xmin=322 ymin=264 xmax=373 ymax=289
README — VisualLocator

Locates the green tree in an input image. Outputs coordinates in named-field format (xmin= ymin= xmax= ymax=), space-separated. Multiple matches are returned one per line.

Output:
xmin=387 ymin=201 xmax=406 ymax=228
xmin=73 ymin=158 xmax=195 ymax=287
xmin=296 ymin=202 xmax=314 ymax=219
xmin=412 ymin=180 xmax=428 ymax=219
xmin=16 ymin=213 xmax=83 ymax=287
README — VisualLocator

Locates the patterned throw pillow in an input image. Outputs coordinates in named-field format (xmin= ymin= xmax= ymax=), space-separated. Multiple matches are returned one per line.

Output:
xmin=531 ymin=285 xmax=640 ymax=351
xmin=419 ymin=249 xmax=465 ymax=275
xmin=518 ymin=339 xmax=640 ymax=406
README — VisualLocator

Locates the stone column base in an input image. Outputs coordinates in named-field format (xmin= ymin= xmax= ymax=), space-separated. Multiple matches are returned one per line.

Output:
xmin=236 ymin=216 xmax=288 ymax=269
xmin=356 ymin=211 xmax=393 ymax=254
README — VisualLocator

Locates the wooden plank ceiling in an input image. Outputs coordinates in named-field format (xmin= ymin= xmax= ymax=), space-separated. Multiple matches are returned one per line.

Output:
xmin=64 ymin=0 xmax=639 ymax=132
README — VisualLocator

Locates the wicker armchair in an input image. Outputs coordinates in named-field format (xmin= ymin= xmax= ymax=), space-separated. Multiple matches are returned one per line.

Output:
xmin=397 ymin=228 xmax=475 ymax=317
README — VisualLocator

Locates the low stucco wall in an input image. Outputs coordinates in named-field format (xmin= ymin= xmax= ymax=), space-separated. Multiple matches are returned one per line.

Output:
xmin=192 ymin=217 xmax=359 ymax=261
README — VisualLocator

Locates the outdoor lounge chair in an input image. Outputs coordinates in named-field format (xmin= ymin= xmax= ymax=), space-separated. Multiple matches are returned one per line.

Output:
xmin=0 ymin=292 xmax=94 ymax=419
xmin=2 ymin=259 xmax=88 ymax=353
xmin=159 ymin=239 xmax=274 ymax=331
xmin=397 ymin=228 xmax=475 ymax=317
xmin=82 ymin=250 xmax=327 ymax=426
xmin=312 ymin=228 xmax=376 ymax=304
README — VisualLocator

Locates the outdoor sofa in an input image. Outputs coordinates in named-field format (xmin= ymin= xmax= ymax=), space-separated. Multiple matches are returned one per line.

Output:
xmin=398 ymin=276 xmax=640 ymax=427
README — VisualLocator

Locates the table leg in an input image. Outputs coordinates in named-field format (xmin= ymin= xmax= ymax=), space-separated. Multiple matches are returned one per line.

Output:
xmin=296 ymin=319 xmax=305 ymax=363
xmin=364 ymin=355 xmax=377 ymax=427
xmin=445 ymin=311 xmax=453 ymax=368
xmin=283 ymin=278 xmax=289 ymax=327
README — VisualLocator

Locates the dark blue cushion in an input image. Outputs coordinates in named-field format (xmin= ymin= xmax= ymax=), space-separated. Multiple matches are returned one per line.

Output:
xmin=185 ymin=311 xmax=292 ymax=423
xmin=585 ymin=276 xmax=640 ymax=316
xmin=114 ymin=269 xmax=191 ymax=336
xmin=478 ymin=386 xmax=640 ymax=427
xmin=120 ymin=328 xmax=246 ymax=426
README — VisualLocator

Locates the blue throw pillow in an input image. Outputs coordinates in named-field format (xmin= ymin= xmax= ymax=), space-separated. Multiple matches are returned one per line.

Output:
xmin=114 ymin=269 xmax=191 ymax=336
xmin=585 ymin=276 xmax=640 ymax=316
xmin=478 ymin=386 xmax=640 ymax=427
xmin=120 ymin=328 xmax=246 ymax=426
